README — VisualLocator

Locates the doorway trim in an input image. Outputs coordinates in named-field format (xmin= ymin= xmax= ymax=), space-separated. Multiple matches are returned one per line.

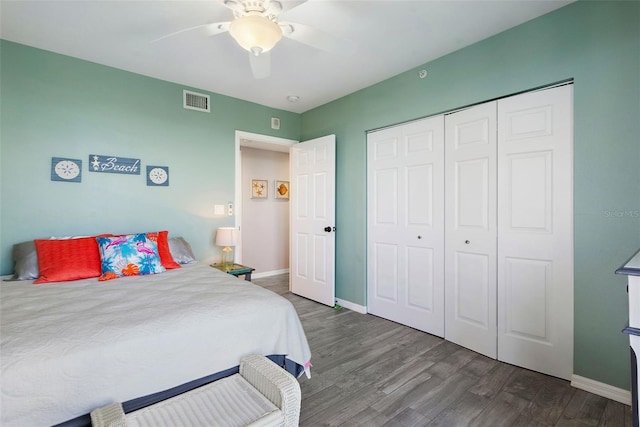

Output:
xmin=234 ymin=130 xmax=298 ymax=264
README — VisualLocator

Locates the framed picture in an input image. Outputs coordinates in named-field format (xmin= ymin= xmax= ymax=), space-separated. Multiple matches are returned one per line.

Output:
xmin=251 ymin=179 xmax=268 ymax=198
xmin=275 ymin=180 xmax=290 ymax=199
xmin=146 ymin=166 xmax=169 ymax=186
xmin=51 ymin=157 xmax=82 ymax=183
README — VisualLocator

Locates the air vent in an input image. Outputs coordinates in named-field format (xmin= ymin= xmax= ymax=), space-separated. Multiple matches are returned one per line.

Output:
xmin=183 ymin=90 xmax=210 ymax=113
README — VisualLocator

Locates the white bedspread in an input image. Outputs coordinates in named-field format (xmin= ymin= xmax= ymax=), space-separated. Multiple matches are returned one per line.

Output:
xmin=0 ymin=264 xmax=311 ymax=427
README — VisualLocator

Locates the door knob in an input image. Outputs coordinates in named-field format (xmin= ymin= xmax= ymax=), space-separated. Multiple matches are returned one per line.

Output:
xmin=417 ymin=235 xmax=422 ymax=239
xmin=324 ymin=226 xmax=333 ymax=232
xmin=465 ymin=240 xmax=470 ymax=244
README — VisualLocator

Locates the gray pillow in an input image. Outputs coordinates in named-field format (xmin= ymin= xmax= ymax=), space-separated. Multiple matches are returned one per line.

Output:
xmin=5 ymin=240 xmax=39 ymax=281
xmin=168 ymin=237 xmax=197 ymax=264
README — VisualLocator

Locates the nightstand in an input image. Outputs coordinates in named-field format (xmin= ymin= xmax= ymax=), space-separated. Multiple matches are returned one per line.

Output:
xmin=211 ymin=263 xmax=256 ymax=282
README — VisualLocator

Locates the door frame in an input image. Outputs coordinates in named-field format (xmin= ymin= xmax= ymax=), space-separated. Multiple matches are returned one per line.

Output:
xmin=234 ymin=131 xmax=298 ymax=265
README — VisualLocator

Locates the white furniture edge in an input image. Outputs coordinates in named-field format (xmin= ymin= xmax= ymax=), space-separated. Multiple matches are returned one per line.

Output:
xmin=241 ymin=354 xmax=301 ymax=426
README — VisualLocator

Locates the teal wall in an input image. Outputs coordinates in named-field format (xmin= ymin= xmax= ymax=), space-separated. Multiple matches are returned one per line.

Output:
xmin=301 ymin=1 xmax=639 ymax=390
xmin=0 ymin=40 xmax=301 ymax=273
xmin=1 ymin=1 xmax=638 ymax=392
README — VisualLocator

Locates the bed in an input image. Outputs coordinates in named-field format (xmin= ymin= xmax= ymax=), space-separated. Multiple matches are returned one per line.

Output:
xmin=0 ymin=262 xmax=311 ymax=427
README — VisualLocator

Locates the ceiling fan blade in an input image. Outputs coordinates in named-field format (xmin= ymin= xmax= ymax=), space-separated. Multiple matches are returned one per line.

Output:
xmin=151 ymin=22 xmax=230 ymax=43
xmin=277 ymin=0 xmax=309 ymax=14
xmin=221 ymin=0 xmax=245 ymax=14
xmin=249 ymin=51 xmax=271 ymax=79
xmin=206 ymin=22 xmax=231 ymax=36
xmin=280 ymin=21 xmax=355 ymax=55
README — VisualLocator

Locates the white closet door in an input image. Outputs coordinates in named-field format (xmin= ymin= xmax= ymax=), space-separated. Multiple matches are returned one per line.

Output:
xmin=367 ymin=115 xmax=445 ymax=336
xmin=444 ymin=102 xmax=497 ymax=358
xmin=497 ymin=85 xmax=573 ymax=380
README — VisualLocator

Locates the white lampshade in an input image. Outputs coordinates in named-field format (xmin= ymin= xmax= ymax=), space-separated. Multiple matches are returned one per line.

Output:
xmin=229 ymin=14 xmax=282 ymax=55
xmin=215 ymin=227 xmax=239 ymax=247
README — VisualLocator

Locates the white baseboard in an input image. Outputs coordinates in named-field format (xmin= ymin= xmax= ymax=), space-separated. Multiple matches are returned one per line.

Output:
xmin=252 ymin=269 xmax=289 ymax=279
xmin=335 ymin=298 xmax=367 ymax=314
xmin=571 ymin=374 xmax=631 ymax=406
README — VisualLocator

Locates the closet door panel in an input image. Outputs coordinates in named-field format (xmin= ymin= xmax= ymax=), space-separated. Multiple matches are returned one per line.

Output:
xmin=503 ymin=257 xmax=551 ymax=339
xmin=407 ymin=164 xmax=433 ymax=226
xmin=497 ymin=85 xmax=573 ymax=380
xmin=507 ymin=152 xmax=552 ymax=231
xmin=407 ymin=246 xmax=434 ymax=310
xmin=454 ymin=251 xmax=491 ymax=327
xmin=368 ymin=115 xmax=445 ymax=336
xmin=455 ymin=158 xmax=490 ymax=229
xmin=373 ymin=242 xmax=399 ymax=302
xmin=445 ymin=102 xmax=497 ymax=358
xmin=374 ymin=168 xmax=398 ymax=225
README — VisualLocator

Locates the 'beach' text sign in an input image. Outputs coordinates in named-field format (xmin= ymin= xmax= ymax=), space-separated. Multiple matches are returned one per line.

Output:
xmin=89 ymin=155 xmax=141 ymax=175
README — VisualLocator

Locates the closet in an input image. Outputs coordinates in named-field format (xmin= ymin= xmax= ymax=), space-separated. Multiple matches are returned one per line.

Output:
xmin=367 ymin=84 xmax=573 ymax=380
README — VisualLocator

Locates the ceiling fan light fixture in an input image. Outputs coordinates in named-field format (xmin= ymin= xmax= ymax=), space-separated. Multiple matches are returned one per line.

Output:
xmin=229 ymin=14 xmax=282 ymax=54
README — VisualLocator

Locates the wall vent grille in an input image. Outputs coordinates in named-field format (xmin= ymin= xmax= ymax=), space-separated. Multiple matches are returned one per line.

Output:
xmin=183 ymin=90 xmax=210 ymax=113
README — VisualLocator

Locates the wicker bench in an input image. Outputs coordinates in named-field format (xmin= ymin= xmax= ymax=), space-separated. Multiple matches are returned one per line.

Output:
xmin=90 ymin=355 xmax=301 ymax=427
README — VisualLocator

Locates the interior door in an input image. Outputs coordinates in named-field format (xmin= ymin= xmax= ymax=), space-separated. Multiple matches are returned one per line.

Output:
xmin=367 ymin=116 xmax=445 ymax=336
xmin=497 ymin=84 xmax=573 ymax=380
xmin=444 ymin=102 xmax=498 ymax=358
xmin=290 ymin=135 xmax=336 ymax=306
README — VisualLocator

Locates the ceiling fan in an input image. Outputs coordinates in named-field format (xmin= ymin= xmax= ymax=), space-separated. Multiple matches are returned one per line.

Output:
xmin=153 ymin=0 xmax=346 ymax=79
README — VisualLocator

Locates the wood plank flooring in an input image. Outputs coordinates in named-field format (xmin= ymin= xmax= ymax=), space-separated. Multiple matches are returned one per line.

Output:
xmin=253 ymin=274 xmax=632 ymax=427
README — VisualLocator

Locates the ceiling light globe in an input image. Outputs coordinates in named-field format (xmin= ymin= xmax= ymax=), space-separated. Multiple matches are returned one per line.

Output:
xmin=229 ymin=15 xmax=283 ymax=54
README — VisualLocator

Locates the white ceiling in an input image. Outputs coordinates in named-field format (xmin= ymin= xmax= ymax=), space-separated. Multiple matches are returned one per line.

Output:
xmin=0 ymin=0 xmax=573 ymax=113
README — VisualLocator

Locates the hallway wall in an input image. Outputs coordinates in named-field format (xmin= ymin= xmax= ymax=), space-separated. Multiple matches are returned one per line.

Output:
xmin=240 ymin=147 xmax=290 ymax=274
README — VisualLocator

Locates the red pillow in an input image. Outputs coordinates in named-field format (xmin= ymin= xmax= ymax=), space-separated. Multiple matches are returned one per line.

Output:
xmin=147 ymin=231 xmax=180 ymax=270
xmin=34 ymin=237 xmax=103 ymax=284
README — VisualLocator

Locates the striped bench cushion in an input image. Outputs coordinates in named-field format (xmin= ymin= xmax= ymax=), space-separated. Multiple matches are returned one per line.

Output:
xmin=126 ymin=374 xmax=281 ymax=427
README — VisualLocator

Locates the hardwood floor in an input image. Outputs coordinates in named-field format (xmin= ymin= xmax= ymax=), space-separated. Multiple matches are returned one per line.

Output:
xmin=253 ymin=274 xmax=632 ymax=427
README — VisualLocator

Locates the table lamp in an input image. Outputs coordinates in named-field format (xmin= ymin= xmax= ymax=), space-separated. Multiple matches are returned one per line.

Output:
xmin=215 ymin=227 xmax=239 ymax=271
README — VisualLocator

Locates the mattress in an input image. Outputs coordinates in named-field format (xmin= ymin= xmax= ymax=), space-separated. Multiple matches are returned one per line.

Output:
xmin=0 ymin=264 xmax=311 ymax=427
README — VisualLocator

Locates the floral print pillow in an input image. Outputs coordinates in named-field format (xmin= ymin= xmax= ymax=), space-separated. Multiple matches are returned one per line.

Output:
xmin=96 ymin=233 xmax=166 ymax=281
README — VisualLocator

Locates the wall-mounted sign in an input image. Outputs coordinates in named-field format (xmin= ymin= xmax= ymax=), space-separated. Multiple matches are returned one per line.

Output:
xmin=51 ymin=157 xmax=82 ymax=183
xmin=147 ymin=166 xmax=169 ymax=186
xmin=89 ymin=155 xmax=141 ymax=175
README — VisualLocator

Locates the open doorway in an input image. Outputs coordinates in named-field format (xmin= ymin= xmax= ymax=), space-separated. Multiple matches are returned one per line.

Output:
xmin=234 ymin=131 xmax=297 ymax=278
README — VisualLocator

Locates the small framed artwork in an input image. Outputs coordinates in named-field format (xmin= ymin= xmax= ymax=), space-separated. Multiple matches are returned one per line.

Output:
xmin=275 ymin=180 xmax=290 ymax=199
xmin=51 ymin=157 xmax=82 ymax=183
xmin=146 ymin=166 xmax=169 ymax=186
xmin=251 ymin=179 xmax=268 ymax=198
